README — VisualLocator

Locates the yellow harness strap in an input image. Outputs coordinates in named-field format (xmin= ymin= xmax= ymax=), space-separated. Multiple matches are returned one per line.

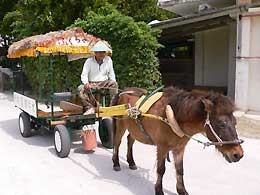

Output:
xmin=142 ymin=113 xmax=184 ymax=137
xmin=134 ymin=92 xmax=184 ymax=137
xmin=135 ymin=92 xmax=163 ymax=113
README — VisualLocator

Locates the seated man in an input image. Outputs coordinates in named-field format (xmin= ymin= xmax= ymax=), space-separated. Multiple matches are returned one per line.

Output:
xmin=79 ymin=43 xmax=118 ymax=115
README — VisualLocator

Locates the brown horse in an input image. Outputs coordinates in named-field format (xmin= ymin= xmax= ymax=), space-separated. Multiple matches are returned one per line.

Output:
xmin=111 ymin=86 xmax=244 ymax=195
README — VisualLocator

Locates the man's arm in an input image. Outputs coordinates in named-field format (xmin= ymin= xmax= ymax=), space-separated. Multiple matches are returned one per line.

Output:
xmin=108 ymin=57 xmax=116 ymax=81
xmin=81 ymin=59 xmax=93 ymax=89
xmin=81 ymin=59 xmax=90 ymax=84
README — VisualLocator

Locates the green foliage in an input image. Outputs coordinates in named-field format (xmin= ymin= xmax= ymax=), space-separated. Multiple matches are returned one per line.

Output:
xmin=2 ymin=0 xmax=96 ymax=39
xmin=22 ymin=56 xmax=84 ymax=98
xmin=2 ymin=0 xmax=169 ymax=93
xmin=70 ymin=9 xmax=162 ymax=90
xmin=0 ymin=0 xmax=18 ymax=34
xmin=2 ymin=0 xmax=173 ymax=40
xmin=116 ymin=0 xmax=174 ymax=22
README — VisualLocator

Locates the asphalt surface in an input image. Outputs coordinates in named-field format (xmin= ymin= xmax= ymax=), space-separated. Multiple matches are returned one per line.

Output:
xmin=0 ymin=92 xmax=259 ymax=195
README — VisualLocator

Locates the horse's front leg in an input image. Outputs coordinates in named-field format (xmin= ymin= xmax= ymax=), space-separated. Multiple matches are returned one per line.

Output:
xmin=127 ymin=134 xmax=137 ymax=170
xmin=155 ymin=146 xmax=168 ymax=195
xmin=172 ymin=148 xmax=189 ymax=195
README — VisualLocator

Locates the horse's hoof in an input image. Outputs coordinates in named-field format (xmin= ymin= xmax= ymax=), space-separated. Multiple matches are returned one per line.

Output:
xmin=113 ymin=166 xmax=121 ymax=171
xmin=177 ymin=189 xmax=189 ymax=195
xmin=155 ymin=191 xmax=164 ymax=195
xmin=129 ymin=165 xmax=137 ymax=170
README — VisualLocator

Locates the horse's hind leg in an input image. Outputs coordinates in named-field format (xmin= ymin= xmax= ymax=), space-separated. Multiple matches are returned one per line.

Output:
xmin=155 ymin=146 xmax=168 ymax=195
xmin=172 ymin=148 xmax=189 ymax=195
xmin=127 ymin=134 xmax=137 ymax=170
xmin=112 ymin=120 xmax=126 ymax=171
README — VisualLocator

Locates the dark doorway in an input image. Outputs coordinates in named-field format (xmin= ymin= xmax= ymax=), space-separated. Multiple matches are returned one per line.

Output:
xmin=158 ymin=40 xmax=194 ymax=89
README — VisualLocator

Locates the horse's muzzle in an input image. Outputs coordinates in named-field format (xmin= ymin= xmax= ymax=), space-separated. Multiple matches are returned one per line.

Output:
xmin=224 ymin=152 xmax=243 ymax=163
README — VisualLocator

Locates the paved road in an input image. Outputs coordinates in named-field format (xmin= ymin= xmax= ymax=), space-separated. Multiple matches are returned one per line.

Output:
xmin=0 ymin=92 xmax=259 ymax=195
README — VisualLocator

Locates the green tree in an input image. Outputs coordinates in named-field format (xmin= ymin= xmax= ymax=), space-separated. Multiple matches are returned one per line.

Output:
xmin=3 ymin=0 xmax=167 ymax=92
xmin=0 ymin=0 xmax=18 ymax=67
xmin=3 ymin=0 xmax=173 ymax=40
xmin=116 ymin=0 xmax=174 ymax=22
xmin=0 ymin=0 xmax=18 ymax=34
xmin=0 ymin=0 xmax=17 ymax=50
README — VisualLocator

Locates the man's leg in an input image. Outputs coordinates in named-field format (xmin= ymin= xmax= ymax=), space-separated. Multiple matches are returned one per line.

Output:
xmin=79 ymin=85 xmax=95 ymax=114
xmin=96 ymin=80 xmax=118 ymax=106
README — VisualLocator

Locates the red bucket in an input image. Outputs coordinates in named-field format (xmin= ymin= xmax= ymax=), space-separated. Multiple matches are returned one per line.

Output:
xmin=81 ymin=129 xmax=97 ymax=151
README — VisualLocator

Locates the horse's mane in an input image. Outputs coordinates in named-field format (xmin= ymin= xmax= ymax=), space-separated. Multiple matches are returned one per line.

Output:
xmin=163 ymin=86 xmax=234 ymax=122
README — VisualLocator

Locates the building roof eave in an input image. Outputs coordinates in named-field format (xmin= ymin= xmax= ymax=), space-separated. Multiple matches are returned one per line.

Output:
xmin=150 ymin=3 xmax=260 ymax=43
xmin=151 ymin=4 xmax=248 ymax=30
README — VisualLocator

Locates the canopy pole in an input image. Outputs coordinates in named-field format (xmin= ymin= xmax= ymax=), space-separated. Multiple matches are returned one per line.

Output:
xmin=38 ymin=54 xmax=43 ymax=101
xmin=20 ymin=57 xmax=25 ymax=95
xmin=49 ymin=55 xmax=54 ymax=118
xmin=58 ymin=53 xmax=61 ymax=90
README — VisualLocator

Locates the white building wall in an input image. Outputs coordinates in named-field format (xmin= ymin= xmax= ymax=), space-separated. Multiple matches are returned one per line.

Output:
xmin=194 ymin=26 xmax=229 ymax=87
xmin=235 ymin=3 xmax=260 ymax=112
xmin=235 ymin=0 xmax=251 ymax=111
xmin=248 ymin=15 xmax=260 ymax=111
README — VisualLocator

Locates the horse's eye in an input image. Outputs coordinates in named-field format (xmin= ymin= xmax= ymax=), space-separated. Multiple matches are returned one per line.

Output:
xmin=218 ymin=121 xmax=227 ymax=128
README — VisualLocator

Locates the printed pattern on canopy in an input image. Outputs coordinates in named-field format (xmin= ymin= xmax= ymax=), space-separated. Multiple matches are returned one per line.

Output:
xmin=7 ymin=28 xmax=112 ymax=59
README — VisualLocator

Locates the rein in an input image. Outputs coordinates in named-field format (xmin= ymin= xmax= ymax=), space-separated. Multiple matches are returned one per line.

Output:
xmin=127 ymin=105 xmax=244 ymax=148
xmin=184 ymin=133 xmax=244 ymax=148
xmin=115 ymin=88 xmax=244 ymax=148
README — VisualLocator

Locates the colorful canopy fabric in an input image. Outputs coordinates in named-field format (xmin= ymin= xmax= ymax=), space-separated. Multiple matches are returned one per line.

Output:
xmin=7 ymin=28 xmax=112 ymax=59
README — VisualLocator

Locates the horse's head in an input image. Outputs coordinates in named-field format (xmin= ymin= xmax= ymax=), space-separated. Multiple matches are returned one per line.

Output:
xmin=201 ymin=94 xmax=244 ymax=163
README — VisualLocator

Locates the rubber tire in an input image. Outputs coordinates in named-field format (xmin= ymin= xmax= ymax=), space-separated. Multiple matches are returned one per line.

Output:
xmin=19 ymin=112 xmax=32 ymax=137
xmin=99 ymin=118 xmax=114 ymax=149
xmin=54 ymin=125 xmax=71 ymax=158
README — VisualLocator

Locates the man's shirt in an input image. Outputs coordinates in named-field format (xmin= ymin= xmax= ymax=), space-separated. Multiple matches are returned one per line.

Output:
xmin=81 ymin=56 xmax=116 ymax=84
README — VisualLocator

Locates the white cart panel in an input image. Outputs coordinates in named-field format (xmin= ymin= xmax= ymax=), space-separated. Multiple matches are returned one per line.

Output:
xmin=14 ymin=92 xmax=37 ymax=117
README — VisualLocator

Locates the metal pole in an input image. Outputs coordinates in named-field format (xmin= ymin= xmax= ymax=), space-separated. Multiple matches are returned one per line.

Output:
xmin=20 ymin=57 xmax=24 ymax=95
xmin=38 ymin=54 xmax=43 ymax=101
xmin=49 ymin=55 xmax=54 ymax=117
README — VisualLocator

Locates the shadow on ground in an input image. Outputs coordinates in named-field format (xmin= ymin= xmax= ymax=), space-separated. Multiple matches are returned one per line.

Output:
xmin=0 ymin=118 xmax=54 ymax=147
xmin=67 ymin=148 xmax=177 ymax=195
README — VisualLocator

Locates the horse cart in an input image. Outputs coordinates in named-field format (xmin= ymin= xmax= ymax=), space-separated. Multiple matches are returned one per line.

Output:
xmin=8 ymin=28 xmax=127 ymax=157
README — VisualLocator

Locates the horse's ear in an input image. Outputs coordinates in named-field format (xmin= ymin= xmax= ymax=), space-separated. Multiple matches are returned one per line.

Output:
xmin=201 ymin=98 xmax=213 ymax=113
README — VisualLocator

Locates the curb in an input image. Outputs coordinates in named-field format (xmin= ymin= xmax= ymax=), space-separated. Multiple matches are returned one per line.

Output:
xmin=235 ymin=111 xmax=260 ymax=139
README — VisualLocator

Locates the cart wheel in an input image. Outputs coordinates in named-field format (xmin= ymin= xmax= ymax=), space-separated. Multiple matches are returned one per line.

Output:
xmin=19 ymin=112 xmax=32 ymax=137
xmin=99 ymin=118 xmax=113 ymax=149
xmin=54 ymin=125 xmax=71 ymax=158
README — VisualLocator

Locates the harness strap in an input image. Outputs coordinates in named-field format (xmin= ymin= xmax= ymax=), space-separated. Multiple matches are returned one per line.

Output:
xmin=127 ymin=105 xmax=185 ymax=138
xmin=135 ymin=117 xmax=154 ymax=145
xmin=141 ymin=113 xmax=184 ymax=137
xmin=136 ymin=92 xmax=163 ymax=114
xmin=138 ymin=85 xmax=164 ymax=109
xmin=204 ymin=113 xmax=223 ymax=143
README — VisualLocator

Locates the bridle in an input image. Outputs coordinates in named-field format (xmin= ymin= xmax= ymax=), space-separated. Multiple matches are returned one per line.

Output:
xmin=202 ymin=113 xmax=244 ymax=147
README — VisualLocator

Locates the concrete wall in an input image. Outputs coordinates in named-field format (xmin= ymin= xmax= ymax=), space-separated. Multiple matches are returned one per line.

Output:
xmin=248 ymin=15 xmax=260 ymax=111
xmin=194 ymin=25 xmax=236 ymax=88
xmin=235 ymin=4 xmax=260 ymax=112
